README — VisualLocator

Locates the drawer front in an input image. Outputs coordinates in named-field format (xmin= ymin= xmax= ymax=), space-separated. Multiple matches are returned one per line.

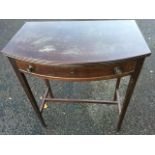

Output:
xmin=15 ymin=60 xmax=137 ymax=80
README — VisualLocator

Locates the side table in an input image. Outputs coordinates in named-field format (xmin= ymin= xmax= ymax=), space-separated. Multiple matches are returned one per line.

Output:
xmin=1 ymin=20 xmax=151 ymax=131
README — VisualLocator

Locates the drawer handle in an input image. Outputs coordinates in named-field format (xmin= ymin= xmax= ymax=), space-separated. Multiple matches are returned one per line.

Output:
xmin=27 ymin=65 xmax=34 ymax=73
xmin=114 ymin=66 xmax=122 ymax=74
xmin=70 ymin=71 xmax=75 ymax=74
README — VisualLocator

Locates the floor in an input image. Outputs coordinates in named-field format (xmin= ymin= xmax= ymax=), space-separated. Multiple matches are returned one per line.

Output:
xmin=0 ymin=19 xmax=154 ymax=134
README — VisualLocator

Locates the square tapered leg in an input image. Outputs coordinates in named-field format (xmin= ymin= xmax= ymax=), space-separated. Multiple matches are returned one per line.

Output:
xmin=117 ymin=58 xmax=145 ymax=131
xmin=8 ymin=58 xmax=47 ymax=127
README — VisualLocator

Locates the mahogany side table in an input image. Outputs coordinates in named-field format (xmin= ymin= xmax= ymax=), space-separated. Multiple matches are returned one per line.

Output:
xmin=1 ymin=20 xmax=151 ymax=131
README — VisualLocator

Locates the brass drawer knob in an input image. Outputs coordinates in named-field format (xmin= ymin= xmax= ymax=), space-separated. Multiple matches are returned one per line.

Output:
xmin=27 ymin=65 xmax=34 ymax=73
xmin=114 ymin=66 xmax=122 ymax=74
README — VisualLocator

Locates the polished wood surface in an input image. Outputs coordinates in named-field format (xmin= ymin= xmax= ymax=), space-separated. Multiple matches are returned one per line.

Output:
xmin=15 ymin=59 xmax=136 ymax=81
xmin=1 ymin=20 xmax=151 ymax=65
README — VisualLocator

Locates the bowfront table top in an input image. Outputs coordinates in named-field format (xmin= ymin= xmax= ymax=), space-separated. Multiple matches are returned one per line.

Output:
xmin=1 ymin=20 xmax=151 ymax=65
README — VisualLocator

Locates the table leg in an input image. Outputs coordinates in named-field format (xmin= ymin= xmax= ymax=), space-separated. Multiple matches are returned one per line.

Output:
xmin=117 ymin=58 xmax=145 ymax=131
xmin=44 ymin=79 xmax=54 ymax=98
xmin=8 ymin=58 xmax=47 ymax=127
xmin=113 ymin=77 xmax=121 ymax=101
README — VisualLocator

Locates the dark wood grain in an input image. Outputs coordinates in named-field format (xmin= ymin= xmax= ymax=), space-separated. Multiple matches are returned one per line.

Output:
xmin=14 ymin=59 xmax=137 ymax=81
xmin=1 ymin=20 xmax=151 ymax=65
